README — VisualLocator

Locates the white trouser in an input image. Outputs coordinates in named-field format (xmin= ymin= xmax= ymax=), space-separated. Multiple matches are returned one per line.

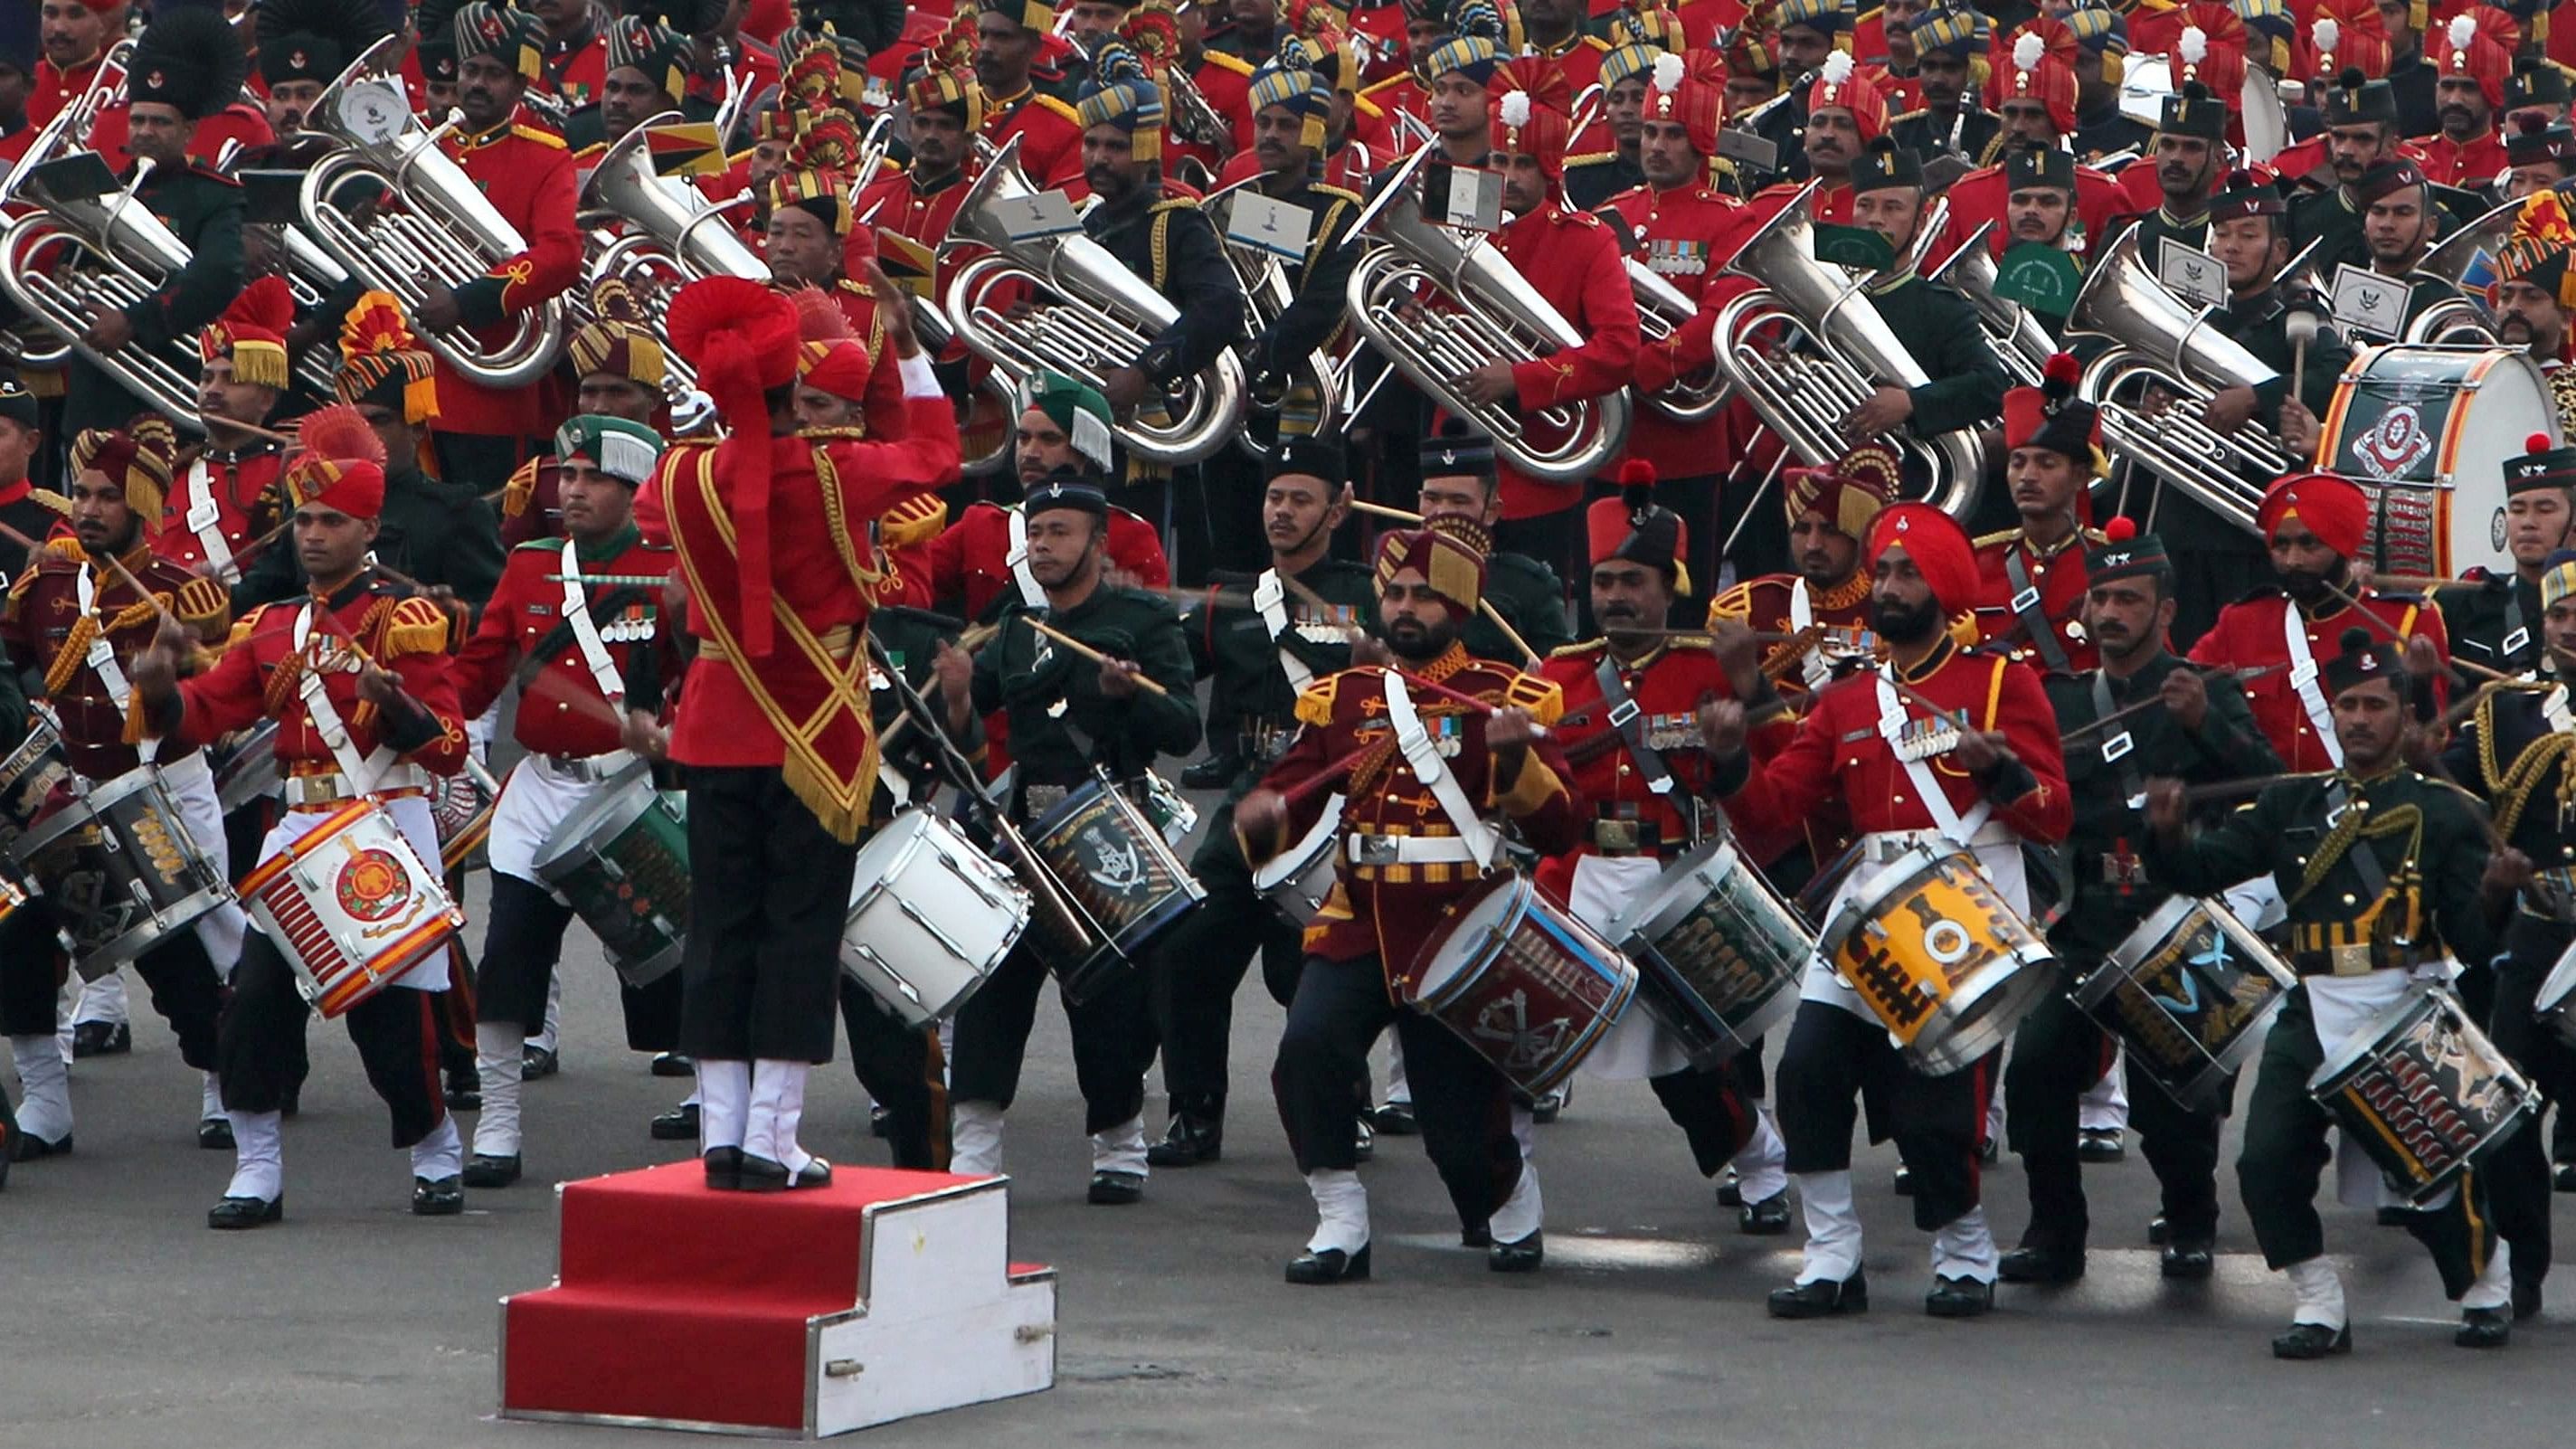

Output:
xmin=1567 ymin=854 xmax=1694 ymax=1080
xmin=158 ymin=750 xmax=247 ymax=969
xmin=71 ymin=972 xmax=128 ymax=1028
xmin=2079 ymin=1048 xmax=2129 ymax=1132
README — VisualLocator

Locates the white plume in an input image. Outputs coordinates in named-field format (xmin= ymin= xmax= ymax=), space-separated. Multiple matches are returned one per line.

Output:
xmin=1822 ymin=49 xmax=1854 ymax=85
xmin=2313 ymin=16 xmax=2338 ymax=53
xmin=2180 ymin=25 xmax=2206 ymax=64
xmin=1652 ymin=50 xmax=1685 ymax=94
xmin=1500 ymin=88 xmax=1532 ymax=128
xmin=2013 ymin=31 xmax=2045 ymax=72
xmin=2448 ymin=13 xmax=2477 ymax=52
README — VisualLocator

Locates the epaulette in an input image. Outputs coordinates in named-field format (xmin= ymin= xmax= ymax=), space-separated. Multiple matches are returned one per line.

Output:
xmin=879 ymin=493 xmax=948 ymax=547
xmin=499 ymin=454 xmax=545 ymax=519
xmin=512 ymin=124 xmax=569 ymax=150
xmin=379 ymin=595 xmax=452 ymax=658
xmin=1704 ymin=577 xmax=1767 ymax=624
xmin=1312 ymin=183 xmax=1363 ymax=204
xmin=1548 ymin=637 xmax=1608 ymax=658
xmin=510 ymin=536 xmax=564 ymax=553
xmin=1565 ymin=150 xmax=1618 ymax=167
xmin=1148 ymin=195 xmax=1203 ymax=215
xmin=1293 ymin=672 xmax=1340 ymax=727
xmin=1200 ymin=50 xmax=1255 ymax=77
xmin=1972 ymin=527 xmax=2018 ymax=548
xmin=1557 ymin=207 xmax=1604 ymax=228
xmin=1501 ymin=672 xmax=1565 ymax=724
xmin=1034 ymin=94 xmax=1083 ymax=126
xmin=2083 ymin=526 xmax=2108 ymax=545
xmin=174 ymin=575 xmax=227 ymax=625
xmin=1890 ymin=107 xmax=1928 ymax=124
xmin=187 ymin=158 xmax=244 ymax=186
xmin=1359 ymin=71 xmax=1413 ymax=99
xmin=27 ymin=490 xmax=69 ymax=516
xmin=1353 ymin=95 xmax=1386 ymax=121
xmin=573 ymin=141 xmax=607 ymax=165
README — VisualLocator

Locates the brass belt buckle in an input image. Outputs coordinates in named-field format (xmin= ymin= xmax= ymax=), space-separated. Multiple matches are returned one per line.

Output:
xmin=1593 ymin=819 xmax=1642 ymax=852
xmin=2331 ymin=942 xmax=2375 ymax=978
xmin=1357 ymin=834 xmax=1402 ymax=866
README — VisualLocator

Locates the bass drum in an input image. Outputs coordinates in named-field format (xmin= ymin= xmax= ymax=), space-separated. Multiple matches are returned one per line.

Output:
xmin=2316 ymin=344 xmax=2559 ymax=577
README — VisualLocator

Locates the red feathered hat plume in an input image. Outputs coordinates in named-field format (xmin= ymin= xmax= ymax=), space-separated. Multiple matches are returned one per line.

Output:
xmin=790 ymin=284 xmax=852 ymax=343
xmin=282 ymin=402 xmax=388 ymax=520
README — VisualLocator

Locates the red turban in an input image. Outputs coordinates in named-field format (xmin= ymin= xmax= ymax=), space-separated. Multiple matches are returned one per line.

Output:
xmin=2297 ymin=0 xmax=2390 ymax=83
xmin=2003 ymin=30 xmax=2079 ymax=135
xmin=280 ymin=404 xmax=388 ymax=521
xmin=797 ymin=338 xmax=875 ymax=404
xmin=2258 ymin=471 xmax=2371 ymax=559
xmin=1490 ymin=67 xmax=1573 ymax=183
xmin=1376 ymin=526 xmax=1487 ymax=613
xmin=1643 ymin=52 xmax=1729 ymax=159
xmin=2436 ymin=9 xmax=2514 ymax=111
xmin=1806 ymin=51 xmax=1889 ymax=142
xmin=1866 ymin=502 xmax=1977 ymax=615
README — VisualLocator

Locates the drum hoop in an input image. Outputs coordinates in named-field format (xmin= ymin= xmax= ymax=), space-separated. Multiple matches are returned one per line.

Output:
xmin=530 ymin=762 xmax=663 ymax=878
xmin=2305 ymin=985 xmax=2448 ymax=1094
xmin=1611 ymin=836 xmax=1735 ymax=942
xmin=1253 ymin=794 xmax=1344 ymax=894
xmin=848 ymin=813 xmax=939 ymax=907
xmin=72 ymin=882 xmax=232 ymax=969
xmin=9 ymin=768 xmax=171 ymax=859
xmin=1407 ymin=872 xmax=1534 ymax=1008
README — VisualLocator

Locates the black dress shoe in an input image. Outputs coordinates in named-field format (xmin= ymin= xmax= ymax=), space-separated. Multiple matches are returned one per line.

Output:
xmin=2555 ymin=1160 xmax=2576 ymax=1193
xmin=1353 ymin=1115 xmax=1374 ymax=1163
xmin=1739 ymin=1190 xmax=1792 ymax=1236
xmin=868 ymin=1104 xmax=892 ymax=1139
xmin=207 ymin=1193 xmax=282 ymax=1229
xmin=1998 ymin=1245 xmax=2085 ymax=1284
xmin=1180 ymin=753 xmax=1242 ymax=790
xmin=1529 ymin=1090 xmax=1565 ymax=1125
xmin=736 ymin=1153 xmax=791 ymax=1192
xmin=1370 ymin=1101 xmax=1419 ymax=1135
xmin=792 ymin=1157 xmax=832 ymax=1189
xmin=650 ymin=1052 xmax=694 ymax=1079
xmin=71 ymin=1021 xmax=129 ymax=1058
xmin=7 ymin=1129 xmax=70 ymax=1162
xmin=1488 ymin=1230 xmax=1543 ymax=1273
xmin=2458 ymin=1306 xmax=2512 ymax=1349
xmin=1925 ymin=1275 xmax=1995 ymax=1318
xmin=2147 ymin=1213 xmax=2169 ymax=1245
xmin=2271 ymin=1321 xmax=2352 ymax=1360
xmin=1285 ymin=1241 xmax=1371 ymax=1284
xmin=1716 ymin=1167 xmax=1744 ymax=1208
xmin=1145 ymin=1115 xmax=1223 ymax=1168
xmin=461 ymin=1153 xmax=522 ymax=1189
xmin=1088 ymin=1170 xmax=1145 ymax=1205
xmin=280 ymin=1085 xmax=299 ymax=1118
xmin=444 ymin=1075 xmax=480 ymax=1113
xmin=2161 ymin=1241 xmax=2216 ymax=1281
xmin=1892 ymin=1164 xmax=1914 ymax=1196
xmin=2514 ymin=1277 xmax=2543 ymax=1322
xmin=651 ymin=1103 xmax=700 ymax=1141
xmin=198 ymin=1117 xmax=232 ymax=1151
xmin=2076 ymin=1128 xmax=2126 ymax=1163
xmin=521 ymin=1046 xmax=559 ymax=1080
xmin=703 ymin=1145 xmax=743 ymax=1190
xmin=1767 ymin=1272 xmax=1868 ymax=1318
xmin=411 ymin=1176 xmax=464 ymax=1216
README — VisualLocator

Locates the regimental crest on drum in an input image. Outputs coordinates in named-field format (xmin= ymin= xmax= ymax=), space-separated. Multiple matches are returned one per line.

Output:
xmin=2351 ymin=402 xmax=2433 ymax=481
xmin=1075 ymin=822 xmax=1149 ymax=895
xmin=335 ymin=845 xmax=415 ymax=925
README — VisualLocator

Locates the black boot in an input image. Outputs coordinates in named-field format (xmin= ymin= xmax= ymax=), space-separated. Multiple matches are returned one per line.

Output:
xmin=1768 ymin=1272 xmax=1867 ymax=1318
xmin=2457 ymin=1307 xmax=2512 ymax=1349
xmin=1998 ymin=1241 xmax=2085 ymax=1284
xmin=1285 ymin=1241 xmax=1370 ymax=1284
xmin=1146 ymin=1099 xmax=1224 ymax=1168
xmin=2270 ymin=1322 xmax=2352 ymax=1359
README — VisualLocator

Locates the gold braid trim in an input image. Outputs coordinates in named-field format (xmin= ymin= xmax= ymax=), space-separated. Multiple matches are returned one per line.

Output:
xmin=2288 ymin=797 xmax=2425 ymax=909
xmin=43 ymin=616 xmax=98 ymax=697
xmin=810 ymin=443 xmax=886 ymax=605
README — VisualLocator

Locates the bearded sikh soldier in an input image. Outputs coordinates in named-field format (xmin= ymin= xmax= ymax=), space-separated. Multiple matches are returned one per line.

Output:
xmin=1971 ymin=355 xmax=2107 ymax=675
xmin=1703 ymin=503 xmax=2072 ymax=1321
xmin=1236 ymin=526 xmax=1582 ymax=1282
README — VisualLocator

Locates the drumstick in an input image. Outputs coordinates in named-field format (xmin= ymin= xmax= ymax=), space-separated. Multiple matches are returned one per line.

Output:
xmin=1276 ymin=739 xmax=1378 ymax=808
xmin=1343 ymin=497 xmax=1425 ymax=525
xmin=2057 ymin=662 xmax=2291 ymax=744
xmin=0 ymin=516 xmax=184 ymax=632
xmin=2320 ymin=577 xmax=2514 ymax=682
xmin=2180 ymin=773 xmax=2289 ymax=805
xmin=1023 ymin=617 xmax=1172 ymax=696
xmin=545 ymin=572 xmax=681 ymax=587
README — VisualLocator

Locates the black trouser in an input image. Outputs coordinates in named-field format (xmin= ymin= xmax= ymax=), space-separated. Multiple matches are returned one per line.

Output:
xmin=1149 ymin=801 xmax=1303 ymax=1123
xmin=1272 ymin=953 xmax=1521 ymax=1229
xmin=2003 ymin=986 xmax=2230 ymax=1251
xmin=2480 ymin=917 xmax=2576 ymax=1287
xmin=218 ymin=931 xmax=446 ymax=1148
xmin=0 ymin=902 xmax=224 ymax=1072
xmin=1189 ymin=447 xmax=1271 ymax=580
xmin=835 ymin=980 xmax=950 ymax=1171
xmin=950 ymin=938 xmax=1155 ymax=1134
xmin=1649 ymin=1064 xmax=1761 ymax=1177
xmin=1776 ymin=998 xmax=1992 ymax=1232
xmin=1492 ymin=509 xmax=1586 ymax=630
xmin=677 ymin=766 xmax=854 ymax=1063
xmin=2239 ymin=986 xmax=2497 ymax=1294
xmin=475 ymin=870 xmax=686 ymax=1047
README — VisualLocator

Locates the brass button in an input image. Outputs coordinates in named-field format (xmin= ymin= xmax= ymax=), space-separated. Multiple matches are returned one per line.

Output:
xmin=1893 ymin=792 xmax=1906 ymax=804
xmin=2342 ymin=894 xmax=2356 ymax=905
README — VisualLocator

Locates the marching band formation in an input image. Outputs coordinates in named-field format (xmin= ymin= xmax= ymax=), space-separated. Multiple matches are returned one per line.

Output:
xmin=16 ymin=0 xmax=2576 ymax=1368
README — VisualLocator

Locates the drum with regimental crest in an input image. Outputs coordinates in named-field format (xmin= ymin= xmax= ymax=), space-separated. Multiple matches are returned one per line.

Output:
xmin=1816 ymin=841 xmax=2058 ymax=1075
xmin=210 ymin=720 xmax=280 ymax=816
xmin=0 ymin=714 xmax=72 ymax=852
xmin=1402 ymin=872 xmax=1640 ymax=1096
xmin=10 ymin=766 xmax=231 ymax=980
xmin=1251 ymin=793 xmax=1343 ymax=926
xmin=1607 ymin=838 xmax=1812 ymax=1070
xmin=2074 ymin=895 xmax=2297 ymax=1109
xmin=431 ymin=768 xmax=495 ymax=874
xmin=2309 ymin=986 xmax=2535 ymax=1206
xmin=1024 ymin=771 xmax=1205 ymax=1002
xmin=530 ymin=762 xmax=689 ymax=989
xmin=238 ymin=800 xmax=466 ymax=1017
xmin=840 ymin=807 xmax=1031 ymax=1027
xmin=2317 ymin=344 xmax=2552 ymax=577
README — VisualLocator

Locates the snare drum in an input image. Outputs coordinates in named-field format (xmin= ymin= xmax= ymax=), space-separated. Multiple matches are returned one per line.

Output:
xmin=238 ymin=800 xmax=466 ymax=1017
xmin=0 ymin=715 xmax=72 ymax=851
xmin=1817 ymin=842 xmax=2059 ymax=1075
xmin=210 ymin=721 xmax=281 ymax=816
xmin=1607 ymin=838 xmax=1812 ymax=1070
xmin=1251 ymin=794 xmax=1343 ymax=926
xmin=2074 ymin=895 xmax=2297 ymax=1110
xmin=11 ymin=767 xmax=232 ymax=980
xmin=2538 ymin=937 xmax=2576 ymax=1048
xmin=841 ymin=808 xmax=1031 ymax=1026
xmin=1025 ymin=772 xmax=1205 ymax=1001
xmin=531 ymin=763 xmax=690 ymax=989
xmin=2309 ymin=987 xmax=2537 ymax=1206
xmin=431 ymin=769 xmax=495 ymax=875
xmin=1402 ymin=873 xmax=1640 ymax=1096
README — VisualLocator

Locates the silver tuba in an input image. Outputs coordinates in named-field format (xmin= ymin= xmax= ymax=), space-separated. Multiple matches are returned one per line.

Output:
xmin=298 ymin=37 xmax=566 ymax=390
xmin=1927 ymin=224 xmax=2055 ymax=388
xmin=1342 ymin=144 xmax=1632 ymax=483
xmin=1708 ymin=181 xmax=1985 ymax=514
xmin=1626 ymin=260 xmax=1729 ymax=422
xmin=1204 ymin=174 xmax=1359 ymax=461
xmin=572 ymin=109 xmax=771 ymax=401
xmin=2065 ymin=227 xmax=2298 ymax=533
xmin=941 ymin=135 xmax=1246 ymax=467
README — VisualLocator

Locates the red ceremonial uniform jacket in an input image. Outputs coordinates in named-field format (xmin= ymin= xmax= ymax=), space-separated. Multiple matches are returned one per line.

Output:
xmin=1705 ymin=569 xmax=1877 ymax=701
xmin=1718 ymin=632 xmax=2073 ymax=847
xmin=1534 ymin=635 xmax=1799 ymax=876
xmin=1359 ymin=71 xmax=1428 ymax=130
xmin=1236 ymin=647 xmax=1585 ymax=988
xmin=435 ymin=120 xmax=582 ymax=442
xmin=1606 ymin=180 xmax=1757 ymax=482
xmin=1482 ymin=201 xmax=1641 ymax=521
xmin=544 ymin=27 xmax=609 ymax=106
xmin=662 ymin=402 xmax=961 ymax=772
xmin=3 ymin=537 xmax=231 ymax=781
xmin=980 ymin=87 xmax=1085 ymax=190
xmin=820 ymin=278 xmax=914 ymax=442
xmin=456 ymin=529 xmax=674 ymax=758
xmin=170 ymin=571 xmax=471 ymax=781
xmin=30 ymin=54 xmax=104 ymax=130
xmin=2411 ymin=128 xmax=2508 ymax=189
xmin=2184 ymin=584 xmax=2451 ymax=772
xmin=1937 ymin=161 xmax=2125 ymax=262
xmin=1526 ymin=33 xmax=1610 ymax=98
xmin=1970 ymin=525 xmax=2103 ymax=674
xmin=150 ymin=444 xmax=287 ymax=580
xmin=84 ymin=100 xmax=274 ymax=174
xmin=925 ymin=499 xmax=1170 ymax=623
xmin=1169 ymin=50 xmax=1257 ymax=181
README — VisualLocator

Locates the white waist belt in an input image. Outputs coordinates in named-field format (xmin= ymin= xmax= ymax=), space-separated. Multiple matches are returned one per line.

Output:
xmin=1861 ymin=821 xmax=2014 ymax=863
xmin=1345 ymin=833 xmax=1482 ymax=866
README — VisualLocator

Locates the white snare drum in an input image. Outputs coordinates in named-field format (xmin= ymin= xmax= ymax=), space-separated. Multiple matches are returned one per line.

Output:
xmin=840 ymin=808 xmax=1033 ymax=1027
xmin=237 ymin=800 xmax=466 ymax=1018
xmin=1817 ymin=841 xmax=2060 ymax=1076
xmin=1252 ymin=793 xmax=1343 ymax=926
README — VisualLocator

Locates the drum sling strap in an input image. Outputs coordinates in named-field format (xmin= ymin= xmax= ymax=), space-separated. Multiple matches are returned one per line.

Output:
xmin=1385 ymin=672 xmax=1501 ymax=870
xmin=181 ymin=459 xmax=239 ymax=584
xmin=294 ymin=602 xmax=398 ymax=793
xmin=73 ymin=564 xmax=157 ymax=761
xmin=1256 ymin=569 xmax=1315 ymax=695
xmin=2003 ymin=546 xmax=2072 ymax=674
xmin=1875 ymin=668 xmax=1992 ymax=847
xmin=1593 ymin=653 xmax=1707 ymax=844
xmin=2285 ymin=602 xmax=2346 ymax=768
xmin=1007 ymin=507 xmax=1046 ymax=609
xmin=558 ymin=539 xmax=631 ymax=704
xmin=2501 ymin=589 xmax=2531 ymax=665
xmin=1788 ymin=581 xmax=1831 ymax=694
xmin=2091 ymin=668 xmax=2149 ymax=895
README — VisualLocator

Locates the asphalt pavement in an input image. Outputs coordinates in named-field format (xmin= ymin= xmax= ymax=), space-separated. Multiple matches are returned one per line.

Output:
xmin=5 ymin=839 xmax=2572 ymax=1447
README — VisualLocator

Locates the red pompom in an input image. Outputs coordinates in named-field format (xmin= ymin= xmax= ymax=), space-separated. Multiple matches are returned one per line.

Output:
xmin=1618 ymin=459 xmax=1657 ymax=488
xmin=2043 ymin=352 xmax=2081 ymax=387
xmin=2103 ymin=516 xmax=2137 ymax=543
xmin=2531 ymin=432 xmax=2554 ymax=454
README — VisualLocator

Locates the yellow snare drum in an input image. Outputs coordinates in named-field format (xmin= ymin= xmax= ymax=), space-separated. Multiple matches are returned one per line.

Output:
xmin=1816 ymin=842 xmax=2060 ymax=1075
